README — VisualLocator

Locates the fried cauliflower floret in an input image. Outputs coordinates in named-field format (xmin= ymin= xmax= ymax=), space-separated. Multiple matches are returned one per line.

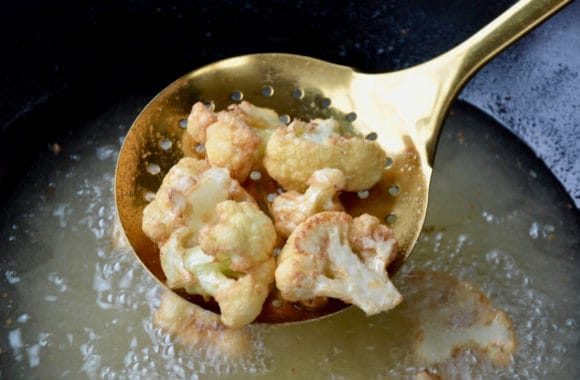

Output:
xmin=209 ymin=257 xmax=276 ymax=328
xmin=228 ymin=101 xmax=285 ymax=160
xmin=229 ymin=101 xmax=285 ymax=130
xmin=184 ymin=101 xmax=284 ymax=181
xmin=275 ymin=211 xmax=402 ymax=315
xmin=199 ymin=200 xmax=277 ymax=272
xmin=264 ymin=118 xmax=387 ymax=192
xmin=161 ymin=200 xmax=277 ymax=328
xmin=402 ymin=271 xmax=516 ymax=367
xmin=142 ymin=157 xmax=208 ymax=242
xmin=186 ymin=102 xmax=217 ymax=145
xmin=205 ymin=111 xmax=261 ymax=183
xmin=154 ymin=291 xmax=253 ymax=358
xmin=271 ymin=168 xmax=345 ymax=238
xmin=141 ymin=157 xmax=251 ymax=244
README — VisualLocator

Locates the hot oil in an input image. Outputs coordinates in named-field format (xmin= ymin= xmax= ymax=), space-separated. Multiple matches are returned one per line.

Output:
xmin=0 ymin=99 xmax=579 ymax=379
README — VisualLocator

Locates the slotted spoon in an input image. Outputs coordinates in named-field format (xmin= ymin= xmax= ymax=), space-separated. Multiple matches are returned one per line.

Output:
xmin=115 ymin=0 xmax=570 ymax=323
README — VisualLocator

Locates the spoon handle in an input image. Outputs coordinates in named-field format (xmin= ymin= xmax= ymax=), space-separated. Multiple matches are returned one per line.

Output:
xmin=419 ymin=0 xmax=572 ymax=162
xmin=445 ymin=0 xmax=571 ymax=93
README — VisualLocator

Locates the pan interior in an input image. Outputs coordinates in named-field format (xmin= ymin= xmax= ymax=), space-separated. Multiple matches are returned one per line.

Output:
xmin=0 ymin=98 xmax=578 ymax=379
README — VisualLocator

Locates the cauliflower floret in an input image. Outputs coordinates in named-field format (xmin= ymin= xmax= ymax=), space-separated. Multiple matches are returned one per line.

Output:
xmin=200 ymin=200 xmax=277 ymax=272
xmin=185 ymin=101 xmax=284 ymax=181
xmin=160 ymin=200 xmax=277 ymax=328
xmin=264 ymin=118 xmax=387 ymax=192
xmin=186 ymin=102 xmax=217 ymax=145
xmin=275 ymin=211 xmax=402 ymax=315
xmin=142 ymin=157 xmax=252 ymax=244
xmin=228 ymin=101 xmax=285 ymax=160
xmin=228 ymin=101 xmax=285 ymax=131
xmin=348 ymin=213 xmax=398 ymax=274
xmin=143 ymin=155 xmax=279 ymax=327
xmin=211 ymin=257 xmax=276 ymax=328
xmin=271 ymin=168 xmax=345 ymax=238
xmin=401 ymin=271 xmax=516 ymax=367
xmin=205 ymin=111 xmax=261 ymax=183
xmin=142 ymin=157 xmax=208 ymax=242
xmin=154 ymin=291 xmax=253 ymax=358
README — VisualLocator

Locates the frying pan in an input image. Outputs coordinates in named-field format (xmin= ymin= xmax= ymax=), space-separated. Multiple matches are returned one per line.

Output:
xmin=0 ymin=1 xmax=578 ymax=378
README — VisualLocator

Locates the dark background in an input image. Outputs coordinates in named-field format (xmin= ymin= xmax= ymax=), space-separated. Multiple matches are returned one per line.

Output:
xmin=0 ymin=0 xmax=578 ymax=205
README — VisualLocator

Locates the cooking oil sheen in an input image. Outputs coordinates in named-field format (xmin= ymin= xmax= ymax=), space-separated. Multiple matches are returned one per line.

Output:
xmin=0 ymin=99 xmax=578 ymax=379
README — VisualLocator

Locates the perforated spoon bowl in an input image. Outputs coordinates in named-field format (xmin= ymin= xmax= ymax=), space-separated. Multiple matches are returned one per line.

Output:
xmin=115 ymin=0 xmax=570 ymax=323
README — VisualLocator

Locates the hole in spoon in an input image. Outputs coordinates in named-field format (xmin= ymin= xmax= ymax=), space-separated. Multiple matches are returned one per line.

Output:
xmin=366 ymin=132 xmax=378 ymax=141
xmin=178 ymin=119 xmax=187 ymax=129
xmin=279 ymin=114 xmax=291 ymax=124
xmin=385 ymin=157 xmax=394 ymax=168
xmin=144 ymin=191 xmax=156 ymax=202
xmin=262 ymin=86 xmax=274 ymax=97
xmin=194 ymin=144 xmax=206 ymax=154
xmin=231 ymin=90 xmax=244 ymax=101
xmin=357 ymin=190 xmax=370 ymax=199
xmin=147 ymin=164 xmax=161 ymax=175
xmin=292 ymin=88 xmax=304 ymax=100
xmin=385 ymin=213 xmax=397 ymax=224
xmin=346 ymin=112 xmax=357 ymax=122
xmin=159 ymin=139 xmax=172 ymax=150
xmin=320 ymin=98 xmax=331 ymax=108
xmin=249 ymin=170 xmax=262 ymax=181
xmin=388 ymin=185 xmax=400 ymax=196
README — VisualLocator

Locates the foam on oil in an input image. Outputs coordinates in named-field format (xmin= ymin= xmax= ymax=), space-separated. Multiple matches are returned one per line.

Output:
xmin=0 ymin=100 xmax=578 ymax=379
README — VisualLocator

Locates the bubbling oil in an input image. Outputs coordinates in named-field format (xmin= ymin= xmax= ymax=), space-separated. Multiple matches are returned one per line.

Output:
xmin=0 ymin=99 xmax=578 ymax=379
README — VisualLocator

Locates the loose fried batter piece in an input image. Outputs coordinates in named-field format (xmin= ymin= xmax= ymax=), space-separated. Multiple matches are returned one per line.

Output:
xmin=403 ymin=271 xmax=516 ymax=367
xmin=154 ymin=291 xmax=253 ymax=358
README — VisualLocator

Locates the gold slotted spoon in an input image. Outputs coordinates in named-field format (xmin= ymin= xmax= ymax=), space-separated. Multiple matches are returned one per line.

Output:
xmin=115 ymin=0 xmax=570 ymax=324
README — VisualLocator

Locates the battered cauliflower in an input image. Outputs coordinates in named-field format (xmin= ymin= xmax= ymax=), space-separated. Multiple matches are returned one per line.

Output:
xmin=155 ymin=291 xmax=253 ymax=358
xmin=186 ymin=101 xmax=217 ymax=146
xmin=275 ymin=211 xmax=402 ymax=315
xmin=146 ymin=101 xmax=402 ymax=326
xmin=271 ymin=168 xmax=345 ymax=238
xmin=142 ymin=157 xmax=251 ymax=243
xmin=205 ymin=111 xmax=261 ymax=182
xmin=142 ymin=157 xmax=278 ymax=327
xmin=228 ymin=100 xmax=285 ymax=155
xmin=185 ymin=101 xmax=284 ymax=182
xmin=264 ymin=118 xmax=387 ymax=192
xmin=402 ymin=271 xmax=516 ymax=367
xmin=158 ymin=201 xmax=277 ymax=328
xmin=199 ymin=200 xmax=277 ymax=272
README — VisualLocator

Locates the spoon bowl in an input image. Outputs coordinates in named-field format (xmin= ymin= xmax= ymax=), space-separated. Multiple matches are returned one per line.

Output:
xmin=115 ymin=0 xmax=569 ymax=323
